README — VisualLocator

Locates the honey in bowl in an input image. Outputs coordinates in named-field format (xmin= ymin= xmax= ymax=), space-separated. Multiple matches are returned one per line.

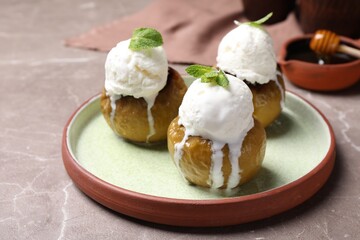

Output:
xmin=285 ymin=38 xmax=358 ymax=65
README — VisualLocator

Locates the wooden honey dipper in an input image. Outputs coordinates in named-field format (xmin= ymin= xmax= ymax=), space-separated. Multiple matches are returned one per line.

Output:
xmin=310 ymin=30 xmax=360 ymax=58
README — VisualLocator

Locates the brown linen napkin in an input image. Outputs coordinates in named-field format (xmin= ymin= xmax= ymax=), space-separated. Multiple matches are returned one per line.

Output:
xmin=65 ymin=0 xmax=302 ymax=65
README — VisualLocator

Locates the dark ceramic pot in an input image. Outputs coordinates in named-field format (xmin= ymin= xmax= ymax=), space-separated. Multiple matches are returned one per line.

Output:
xmin=298 ymin=0 xmax=360 ymax=38
xmin=242 ymin=0 xmax=296 ymax=24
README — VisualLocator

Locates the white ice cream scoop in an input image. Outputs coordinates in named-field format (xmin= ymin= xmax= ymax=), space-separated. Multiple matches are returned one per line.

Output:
xmin=178 ymin=74 xmax=254 ymax=144
xmin=216 ymin=23 xmax=277 ymax=85
xmin=104 ymin=39 xmax=168 ymax=98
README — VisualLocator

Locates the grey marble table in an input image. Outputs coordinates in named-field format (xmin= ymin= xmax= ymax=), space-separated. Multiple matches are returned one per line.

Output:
xmin=1 ymin=0 xmax=359 ymax=239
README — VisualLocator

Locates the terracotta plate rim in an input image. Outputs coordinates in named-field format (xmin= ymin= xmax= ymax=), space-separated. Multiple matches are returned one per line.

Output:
xmin=61 ymin=91 xmax=336 ymax=227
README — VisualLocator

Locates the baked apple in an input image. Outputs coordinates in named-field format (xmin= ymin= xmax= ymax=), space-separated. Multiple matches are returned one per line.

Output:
xmin=168 ymin=70 xmax=266 ymax=189
xmin=100 ymin=28 xmax=187 ymax=143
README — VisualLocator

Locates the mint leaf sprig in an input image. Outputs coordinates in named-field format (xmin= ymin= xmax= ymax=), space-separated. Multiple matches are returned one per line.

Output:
xmin=129 ymin=27 xmax=163 ymax=51
xmin=185 ymin=65 xmax=229 ymax=88
xmin=234 ymin=12 xmax=273 ymax=29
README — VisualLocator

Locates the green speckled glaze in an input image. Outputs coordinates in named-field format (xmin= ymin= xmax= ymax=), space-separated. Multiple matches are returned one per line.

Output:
xmin=67 ymin=92 xmax=330 ymax=200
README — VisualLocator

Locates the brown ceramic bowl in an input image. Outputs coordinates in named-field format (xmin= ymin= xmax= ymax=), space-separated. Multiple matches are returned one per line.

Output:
xmin=278 ymin=35 xmax=360 ymax=91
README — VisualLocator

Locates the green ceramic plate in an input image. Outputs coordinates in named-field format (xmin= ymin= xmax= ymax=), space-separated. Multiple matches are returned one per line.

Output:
xmin=62 ymin=88 xmax=335 ymax=226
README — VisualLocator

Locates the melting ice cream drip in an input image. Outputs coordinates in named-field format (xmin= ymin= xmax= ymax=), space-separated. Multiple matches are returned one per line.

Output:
xmin=175 ymin=123 xmax=250 ymax=190
xmin=173 ymin=123 xmax=189 ymax=181
xmin=175 ymin=132 xmax=248 ymax=190
xmin=143 ymin=95 xmax=158 ymax=142
xmin=209 ymin=141 xmax=225 ymax=188
xmin=209 ymin=128 xmax=249 ymax=189
xmin=107 ymin=92 xmax=157 ymax=141
xmin=227 ymin=140 xmax=244 ymax=189
xmin=109 ymin=94 xmax=121 ymax=129
xmin=275 ymin=70 xmax=285 ymax=109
